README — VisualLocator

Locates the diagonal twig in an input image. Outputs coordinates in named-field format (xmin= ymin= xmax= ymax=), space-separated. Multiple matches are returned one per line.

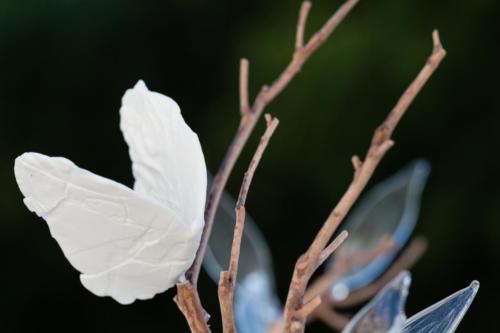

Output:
xmin=218 ymin=115 xmax=280 ymax=333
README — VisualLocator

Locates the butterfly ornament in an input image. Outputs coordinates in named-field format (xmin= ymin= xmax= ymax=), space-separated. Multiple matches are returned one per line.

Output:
xmin=14 ymin=81 xmax=207 ymax=304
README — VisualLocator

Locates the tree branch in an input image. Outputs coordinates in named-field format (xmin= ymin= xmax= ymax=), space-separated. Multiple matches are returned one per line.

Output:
xmin=281 ymin=31 xmax=446 ymax=333
xmin=218 ymin=115 xmax=279 ymax=333
xmin=188 ymin=0 xmax=360 ymax=286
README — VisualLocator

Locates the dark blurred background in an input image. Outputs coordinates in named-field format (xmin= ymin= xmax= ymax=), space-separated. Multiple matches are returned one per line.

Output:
xmin=0 ymin=0 xmax=498 ymax=332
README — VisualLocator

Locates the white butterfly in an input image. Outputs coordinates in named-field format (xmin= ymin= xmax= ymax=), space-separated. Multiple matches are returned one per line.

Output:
xmin=14 ymin=80 xmax=207 ymax=305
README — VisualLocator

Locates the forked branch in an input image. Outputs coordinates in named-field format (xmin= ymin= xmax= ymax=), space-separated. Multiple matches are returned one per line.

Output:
xmin=218 ymin=115 xmax=280 ymax=333
xmin=281 ymin=31 xmax=446 ymax=333
xmin=189 ymin=0 xmax=360 ymax=285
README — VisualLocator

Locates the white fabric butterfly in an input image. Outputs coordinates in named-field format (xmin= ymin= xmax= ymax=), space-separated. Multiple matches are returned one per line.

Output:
xmin=14 ymin=80 xmax=207 ymax=305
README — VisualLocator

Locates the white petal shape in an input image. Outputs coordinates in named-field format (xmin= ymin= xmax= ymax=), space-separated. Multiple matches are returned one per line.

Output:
xmin=15 ymin=153 xmax=203 ymax=304
xmin=402 ymin=281 xmax=479 ymax=333
xmin=120 ymin=80 xmax=206 ymax=230
xmin=342 ymin=271 xmax=411 ymax=333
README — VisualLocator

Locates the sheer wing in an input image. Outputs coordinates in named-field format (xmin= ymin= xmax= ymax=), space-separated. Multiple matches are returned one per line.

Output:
xmin=402 ymin=281 xmax=479 ymax=333
xmin=119 ymin=80 xmax=206 ymax=229
xmin=14 ymin=152 xmax=202 ymax=304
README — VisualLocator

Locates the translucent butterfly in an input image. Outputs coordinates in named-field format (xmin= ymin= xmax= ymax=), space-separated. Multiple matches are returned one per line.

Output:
xmin=14 ymin=81 xmax=207 ymax=304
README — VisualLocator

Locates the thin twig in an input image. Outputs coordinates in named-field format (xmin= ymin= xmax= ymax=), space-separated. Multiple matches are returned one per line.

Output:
xmin=218 ymin=116 xmax=280 ymax=333
xmin=296 ymin=2 xmax=312 ymax=50
xmin=281 ymin=31 xmax=446 ymax=333
xmin=317 ymin=230 xmax=349 ymax=269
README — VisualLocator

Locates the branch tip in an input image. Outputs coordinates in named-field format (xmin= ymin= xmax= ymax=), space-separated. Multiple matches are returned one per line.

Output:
xmin=296 ymin=1 xmax=312 ymax=50
xmin=318 ymin=230 xmax=349 ymax=267
xmin=351 ymin=155 xmax=362 ymax=171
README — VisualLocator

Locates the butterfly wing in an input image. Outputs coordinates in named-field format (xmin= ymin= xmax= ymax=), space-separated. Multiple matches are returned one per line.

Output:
xmin=15 ymin=152 xmax=201 ymax=304
xmin=402 ymin=281 xmax=479 ymax=333
xmin=119 ymin=80 xmax=206 ymax=229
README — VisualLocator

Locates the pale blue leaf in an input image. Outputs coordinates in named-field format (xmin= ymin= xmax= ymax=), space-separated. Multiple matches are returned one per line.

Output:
xmin=331 ymin=160 xmax=430 ymax=300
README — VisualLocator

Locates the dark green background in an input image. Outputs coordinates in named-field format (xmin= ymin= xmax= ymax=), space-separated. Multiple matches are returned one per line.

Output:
xmin=0 ymin=0 xmax=497 ymax=331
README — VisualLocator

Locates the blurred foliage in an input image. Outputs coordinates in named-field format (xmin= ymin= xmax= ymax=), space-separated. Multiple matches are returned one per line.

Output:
xmin=0 ymin=0 xmax=498 ymax=332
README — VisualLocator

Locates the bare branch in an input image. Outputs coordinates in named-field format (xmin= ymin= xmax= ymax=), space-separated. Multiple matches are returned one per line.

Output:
xmin=296 ymin=1 xmax=312 ymax=50
xmin=187 ymin=0 xmax=360 ymax=287
xmin=218 ymin=116 xmax=280 ymax=333
xmin=281 ymin=31 xmax=446 ymax=333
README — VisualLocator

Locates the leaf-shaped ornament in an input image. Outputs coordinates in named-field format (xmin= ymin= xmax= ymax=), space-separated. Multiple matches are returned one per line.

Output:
xmin=330 ymin=160 xmax=430 ymax=301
